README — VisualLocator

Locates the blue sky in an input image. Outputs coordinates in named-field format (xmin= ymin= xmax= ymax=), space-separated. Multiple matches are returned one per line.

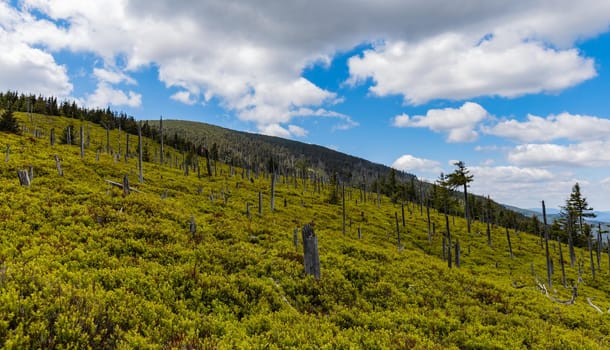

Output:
xmin=2 ymin=0 xmax=610 ymax=210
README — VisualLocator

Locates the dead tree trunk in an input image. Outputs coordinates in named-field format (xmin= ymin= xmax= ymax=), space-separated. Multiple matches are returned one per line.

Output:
xmin=445 ymin=213 xmax=452 ymax=268
xmin=567 ymin=216 xmax=575 ymax=268
xmin=486 ymin=195 xmax=492 ymax=247
xmin=588 ymin=234 xmax=596 ymax=279
xmin=401 ymin=202 xmax=406 ymax=227
xmin=596 ymin=223 xmax=602 ymax=271
xmin=342 ymin=184 xmax=346 ymax=236
xmin=137 ymin=122 xmax=143 ymax=183
xmin=4 ymin=144 xmax=9 ymax=162
xmin=50 ymin=128 xmax=55 ymax=146
xmin=395 ymin=212 xmax=401 ymax=249
xmin=54 ymin=155 xmax=63 ymax=176
xmin=258 ymin=192 xmax=263 ymax=216
xmin=293 ymin=228 xmax=298 ymax=250
xmin=159 ymin=116 xmax=164 ymax=165
xmin=506 ymin=227 xmax=514 ymax=259
xmin=455 ymin=238 xmax=461 ymax=268
xmin=542 ymin=200 xmax=552 ymax=288
xmin=426 ymin=204 xmax=432 ymax=243
xmin=66 ymin=126 xmax=71 ymax=145
xmin=302 ymin=224 xmax=320 ymax=279
xmin=80 ymin=125 xmax=85 ymax=159
xmin=17 ymin=169 xmax=30 ymax=186
xmin=190 ymin=216 xmax=196 ymax=234
xmin=122 ymin=175 xmax=130 ymax=196
xmin=558 ymin=236 xmax=567 ymax=288
xmin=270 ymin=172 xmax=276 ymax=212
xmin=125 ymin=134 xmax=130 ymax=162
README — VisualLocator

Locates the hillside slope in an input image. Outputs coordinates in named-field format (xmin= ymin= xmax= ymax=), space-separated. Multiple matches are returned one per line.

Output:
xmin=1 ymin=113 xmax=610 ymax=348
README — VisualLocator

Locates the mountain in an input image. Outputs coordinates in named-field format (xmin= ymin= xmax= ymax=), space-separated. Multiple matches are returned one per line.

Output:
xmin=3 ymin=111 xmax=610 ymax=348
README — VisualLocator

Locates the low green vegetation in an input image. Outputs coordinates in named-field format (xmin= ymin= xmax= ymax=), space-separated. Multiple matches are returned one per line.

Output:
xmin=2 ymin=112 xmax=610 ymax=349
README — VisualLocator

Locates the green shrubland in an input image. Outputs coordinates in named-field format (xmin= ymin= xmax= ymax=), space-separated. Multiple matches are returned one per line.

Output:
xmin=1 ymin=112 xmax=610 ymax=349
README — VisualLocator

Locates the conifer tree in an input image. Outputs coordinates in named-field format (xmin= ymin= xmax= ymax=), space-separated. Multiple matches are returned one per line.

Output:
xmin=446 ymin=161 xmax=474 ymax=233
xmin=0 ymin=107 xmax=20 ymax=134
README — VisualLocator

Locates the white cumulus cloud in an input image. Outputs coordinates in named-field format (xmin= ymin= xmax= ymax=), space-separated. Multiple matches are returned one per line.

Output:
xmin=85 ymin=83 xmax=142 ymax=108
xmin=508 ymin=141 xmax=610 ymax=167
xmin=392 ymin=102 xmax=489 ymax=142
xmin=392 ymin=154 xmax=441 ymax=173
xmin=484 ymin=112 xmax=610 ymax=143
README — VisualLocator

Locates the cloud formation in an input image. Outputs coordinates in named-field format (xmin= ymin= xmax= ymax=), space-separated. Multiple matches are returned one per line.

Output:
xmin=508 ymin=141 xmax=610 ymax=167
xmin=484 ymin=112 xmax=610 ymax=143
xmin=348 ymin=32 xmax=596 ymax=104
xmin=4 ymin=0 xmax=609 ymax=134
xmin=391 ymin=154 xmax=441 ymax=173
xmin=393 ymin=102 xmax=489 ymax=142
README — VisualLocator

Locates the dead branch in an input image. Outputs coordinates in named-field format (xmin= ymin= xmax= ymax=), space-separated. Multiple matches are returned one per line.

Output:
xmin=105 ymin=180 xmax=142 ymax=193
xmin=587 ymin=297 xmax=603 ymax=313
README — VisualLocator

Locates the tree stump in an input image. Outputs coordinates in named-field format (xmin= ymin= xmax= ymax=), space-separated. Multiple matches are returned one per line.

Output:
xmin=17 ymin=169 xmax=30 ymax=186
xmin=302 ymin=224 xmax=320 ymax=279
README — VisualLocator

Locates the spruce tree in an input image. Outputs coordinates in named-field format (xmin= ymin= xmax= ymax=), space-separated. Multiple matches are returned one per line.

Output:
xmin=0 ymin=108 xmax=20 ymax=134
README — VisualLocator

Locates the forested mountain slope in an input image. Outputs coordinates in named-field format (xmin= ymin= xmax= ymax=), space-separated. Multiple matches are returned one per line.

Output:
xmin=1 ymin=112 xmax=610 ymax=348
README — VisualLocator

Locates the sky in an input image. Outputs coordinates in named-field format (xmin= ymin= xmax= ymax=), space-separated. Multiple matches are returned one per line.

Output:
xmin=2 ymin=0 xmax=610 ymax=210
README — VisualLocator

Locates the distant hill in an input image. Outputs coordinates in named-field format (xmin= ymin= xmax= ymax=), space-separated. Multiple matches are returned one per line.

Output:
xmin=144 ymin=119 xmax=405 ymax=183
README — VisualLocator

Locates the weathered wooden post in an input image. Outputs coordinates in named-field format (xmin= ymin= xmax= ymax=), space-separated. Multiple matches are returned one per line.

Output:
xmin=123 ymin=175 xmax=130 ymax=196
xmin=138 ymin=122 xmax=143 ymax=183
xmin=80 ymin=125 xmax=85 ymax=159
xmin=506 ymin=227 xmax=513 ymax=259
xmin=302 ymin=224 xmax=320 ymax=279
xmin=54 ymin=155 xmax=63 ymax=176
xmin=542 ymin=200 xmax=552 ymax=288
xmin=17 ymin=169 xmax=30 ymax=186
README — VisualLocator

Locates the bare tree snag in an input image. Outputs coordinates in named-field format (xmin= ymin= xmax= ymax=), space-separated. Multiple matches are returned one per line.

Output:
xmin=258 ymin=192 xmax=263 ymax=216
xmin=342 ymin=184 xmax=346 ymax=236
xmin=558 ymin=236 xmax=567 ymax=288
xmin=302 ymin=224 xmax=320 ymax=279
xmin=50 ymin=128 xmax=55 ymax=146
xmin=4 ymin=144 xmax=9 ymax=162
xmin=426 ymin=204 xmax=432 ymax=243
xmin=271 ymin=172 xmax=276 ymax=211
xmin=588 ymin=234 xmax=596 ymax=279
xmin=542 ymin=200 xmax=552 ymax=288
xmin=395 ymin=212 xmax=401 ymax=249
xmin=80 ymin=125 xmax=85 ymax=159
xmin=137 ymin=122 xmax=143 ymax=183
xmin=54 ymin=155 xmax=63 ymax=176
xmin=455 ymin=238 xmax=461 ymax=268
xmin=159 ymin=115 xmax=164 ymax=165
xmin=506 ymin=227 xmax=514 ymax=259
xmin=445 ymin=213 xmax=452 ymax=268
xmin=358 ymin=226 xmax=362 ymax=240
